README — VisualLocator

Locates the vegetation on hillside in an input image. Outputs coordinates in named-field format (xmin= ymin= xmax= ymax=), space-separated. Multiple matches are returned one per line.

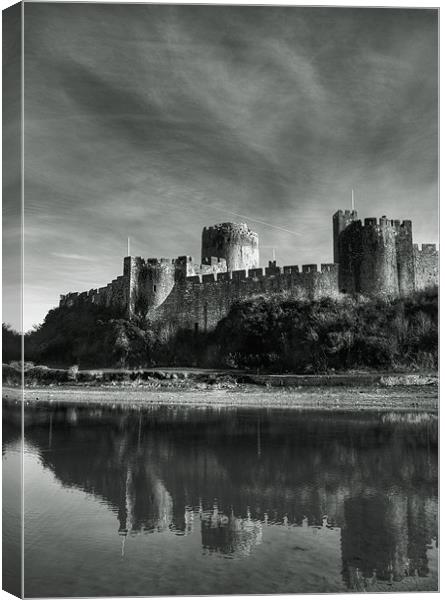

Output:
xmin=2 ymin=287 xmax=438 ymax=373
xmin=211 ymin=288 xmax=438 ymax=372
xmin=2 ymin=323 xmax=22 ymax=363
xmin=22 ymin=304 xmax=150 ymax=368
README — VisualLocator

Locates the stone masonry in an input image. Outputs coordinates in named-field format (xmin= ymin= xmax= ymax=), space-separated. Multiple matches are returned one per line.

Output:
xmin=335 ymin=213 xmax=436 ymax=298
xmin=59 ymin=212 xmax=438 ymax=337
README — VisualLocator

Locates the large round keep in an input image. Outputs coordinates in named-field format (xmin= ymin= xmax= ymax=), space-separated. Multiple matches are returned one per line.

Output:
xmin=201 ymin=223 xmax=259 ymax=272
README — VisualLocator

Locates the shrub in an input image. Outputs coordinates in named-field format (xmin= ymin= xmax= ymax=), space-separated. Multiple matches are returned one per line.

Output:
xmin=67 ymin=365 xmax=79 ymax=381
xmin=22 ymin=287 xmax=437 ymax=373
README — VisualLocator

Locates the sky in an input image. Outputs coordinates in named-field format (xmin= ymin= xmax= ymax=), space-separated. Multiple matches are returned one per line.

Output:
xmin=3 ymin=3 xmax=438 ymax=331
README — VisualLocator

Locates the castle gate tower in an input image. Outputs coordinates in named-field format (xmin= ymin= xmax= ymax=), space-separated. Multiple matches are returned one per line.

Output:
xmin=337 ymin=219 xmax=363 ymax=294
xmin=333 ymin=209 xmax=358 ymax=263
xmin=201 ymin=223 xmax=259 ymax=271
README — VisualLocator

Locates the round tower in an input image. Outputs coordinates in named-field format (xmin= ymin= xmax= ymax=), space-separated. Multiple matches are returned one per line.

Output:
xmin=201 ymin=223 xmax=259 ymax=271
xmin=144 ymin=259 xmax=176 ymax=314
xmin=124 ymin=257 xmax=176 ymax=318
xmin=360 ymin=217 xmax=399 ymax=297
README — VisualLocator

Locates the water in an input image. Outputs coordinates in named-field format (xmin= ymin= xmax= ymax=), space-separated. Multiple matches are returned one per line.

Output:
xmin=3 ymin=399 xmax=438 ymax=596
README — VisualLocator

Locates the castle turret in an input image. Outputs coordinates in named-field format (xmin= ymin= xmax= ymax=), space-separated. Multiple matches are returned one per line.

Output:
xmin=333 ymin=210 xmax=358 ymax=264
xmin=360 ymin=217 xmax=399 ymax=297
xmin=413 ymin=244 xmax=438 ymax=290
xmin=124 ymin=256 xmax=176 ymax=318
xmin=145 ymin=259 xmax=177 ymax=313
xmin=394 ymin=220 xmax=415 ymax=296
xmin=201 ymin=223 xmax=259 ymax=272
xmin=338 ymin=217 xmax=402 ymax=296
xmin=337 ymin=220 xmax=363 ymax=294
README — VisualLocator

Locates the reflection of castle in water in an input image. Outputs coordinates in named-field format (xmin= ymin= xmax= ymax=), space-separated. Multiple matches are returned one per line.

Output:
xmin=8 ymin=402 xmax=437 ymax=587
xmin=341 ymin=494 xmax=437 ymax=590
xmin=200 ymin=506 xmax=263 ymax=557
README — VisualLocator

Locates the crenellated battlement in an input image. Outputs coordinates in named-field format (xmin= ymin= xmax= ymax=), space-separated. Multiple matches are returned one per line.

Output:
xmin=360 ymin=216 xmax=397 ymax=230
xmin=127 ymin=256 xmax=177 ymax=267
xmin=392 ymin=219 xmax=412 ymax=229
xmin=202 ymin=222 xmax=257 ymax=236
xmin=348 ymin=217 xmax=413 ymax=232
xmin=183 ymin=262 xmax=338 ymax=287
xmin=321 ymin=263 xmax=336 ymax=272
xmin=58 ymin=212 xmax=436 ymax=336
xmin=202 ymin=257 xmax=227 ymax=266
xmin=60 ymin=256 xmax=343 ymax=309
xmin=334 ymin=209 xmax=358 ymax=218
xmin=413 ymin=243 xmax=437 ymax=253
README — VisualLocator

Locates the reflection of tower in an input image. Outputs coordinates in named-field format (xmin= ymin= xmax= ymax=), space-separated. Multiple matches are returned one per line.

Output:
xmin=407 ymin=495 xmax=431 ymax=577
xmin=151 ymin=477 xmax=174 ymax=532
xmin=66 ymin=407 xmax=78 ymax=424
xmin=386 ymin=495 xmax=409 ymax=581
xmin=341 ymin=492 xmax=436 ymax=590
xmin=201 ymin=505 xmax=263 ymax=557
xmin=341 ymin=495 xmax=403 ymax=588
xmin=257 ymin=416 xmax=261 ymax=457
xmin=184 ymin=506 xmax=194 ymax=535
xmin=118 ymin=465 xmax=133 ymax=557
xmin=48 ymin=414 xmax=53 ymax=448
xmin=117 ymin=462 xmax=173 ymax=536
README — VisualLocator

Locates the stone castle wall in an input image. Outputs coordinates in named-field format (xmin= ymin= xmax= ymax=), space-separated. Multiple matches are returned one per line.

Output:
xmin=414 ymin=244 xmax=438 ymax=290
xmin=60 ymin=274 xmax=129 ymax=312
xmin=150 ymin=263 xmax=339 ymax=339
xmin=59 ymin=258 xmax=339 ymax=337
xmin=59 ymin=214 xmax=438 ymax=339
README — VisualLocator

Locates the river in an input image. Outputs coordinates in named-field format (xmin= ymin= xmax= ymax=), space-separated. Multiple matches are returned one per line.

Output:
xmin=2 ymin=397 xmax=438 ymax=596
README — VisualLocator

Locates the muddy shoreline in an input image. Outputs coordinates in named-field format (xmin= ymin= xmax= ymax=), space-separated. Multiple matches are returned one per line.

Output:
xmin=3 ymin=383 xmax=438 ymax=412
xmin=3 ymin=363 xmax=438 ymax=387
xmin=3 ymin=366 xmax=438 ymax=411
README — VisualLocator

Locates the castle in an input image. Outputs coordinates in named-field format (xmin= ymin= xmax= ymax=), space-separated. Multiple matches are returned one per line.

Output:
xmin=59 ymin=211 xmax=438 ymax=339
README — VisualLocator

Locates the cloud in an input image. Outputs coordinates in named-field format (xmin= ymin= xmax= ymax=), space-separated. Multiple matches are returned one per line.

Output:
xmin=3 ymin=4 xmax=437 ymax=331
xmin=51 ymin=253 xmax=95 ymax=261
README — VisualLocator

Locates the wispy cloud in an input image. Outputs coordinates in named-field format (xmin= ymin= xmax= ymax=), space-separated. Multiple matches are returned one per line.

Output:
xmin=2 ymin=4 xmax=436 ymax=330
xmin=51 ymin=253 xmax=95 ymax=261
